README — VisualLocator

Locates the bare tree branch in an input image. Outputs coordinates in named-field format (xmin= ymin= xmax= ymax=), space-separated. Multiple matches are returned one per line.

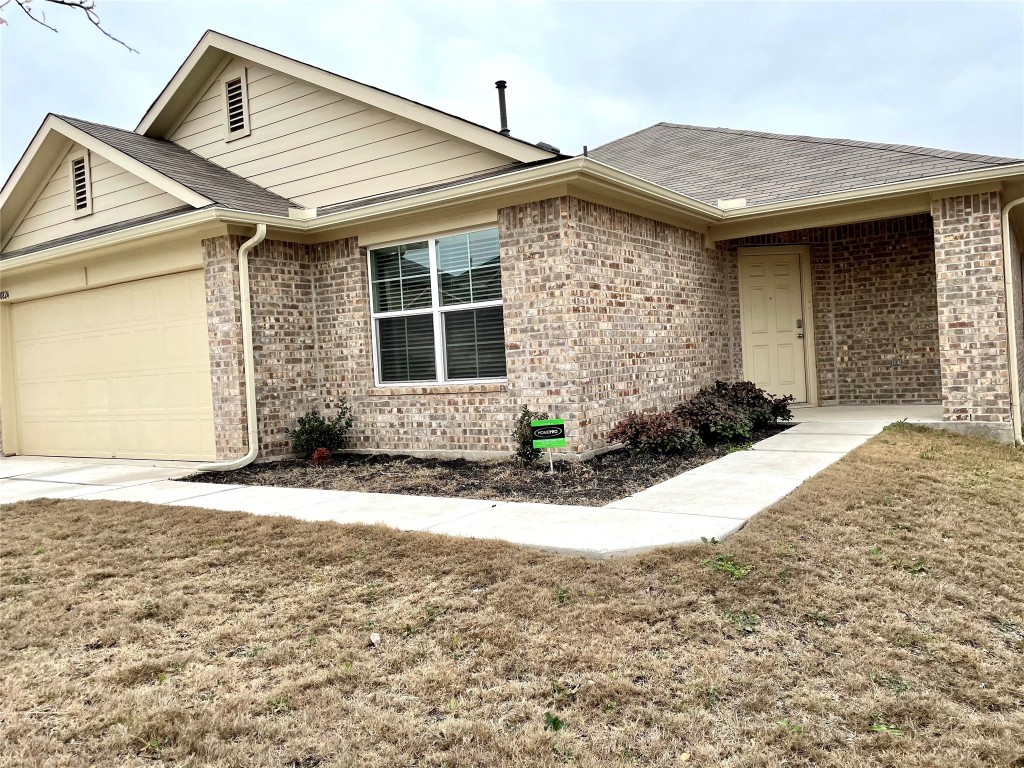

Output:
xmin=13 ymin=0 xmax=59 ymax=33
xmin=3 ymin=0 xmax=138 ymax=52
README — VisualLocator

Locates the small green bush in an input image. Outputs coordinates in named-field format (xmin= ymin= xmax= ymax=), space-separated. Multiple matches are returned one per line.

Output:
xmin=512 ymin=405 xmax=549 ymax=464
xmin=288 ymin=402 xmax=353 ymax=458
xmin=606 ymin=411 xmax=704 ymax=455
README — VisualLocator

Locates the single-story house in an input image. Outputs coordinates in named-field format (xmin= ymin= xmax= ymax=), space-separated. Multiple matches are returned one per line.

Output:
xmin=1 ymin=30 xmax=1022 ymax=465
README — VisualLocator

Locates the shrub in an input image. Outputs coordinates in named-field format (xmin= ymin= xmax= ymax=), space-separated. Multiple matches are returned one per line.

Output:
xmin=725 ymin=380 xmax=794 ymax=427
xmin=512 ymin=405 xmax=550 ymax=464
xmin=288 ymin=402 xmax=353 ymax=458
xmin=607 ymin=411 xmax=704 ymax=455
xmin=674 ymin=383 xmax=753 ymax=444
xmin=310 ymin=447 xmax=332 ymax=468
xmin=675 ymin=380 xmax=794 ymax=444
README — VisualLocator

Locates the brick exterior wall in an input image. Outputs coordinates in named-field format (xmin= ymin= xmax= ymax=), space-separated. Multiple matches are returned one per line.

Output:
xmin=248 ymin=239 xmax=320 ymax=456
xmin=725 ymin=214 xmax=942 ymax=404
xmin=202 ymin=197 xmax=744 ymax=459
xmin=931 ymin=191 xmax=1013 ymax=427
xmin=311 ymin=237 xmax=515 ymax=456
xmin=560 ymin=198 xmax=741 ymax=450
xmin=203 ymin=234 xmax=248 ymax=459
xmin=203 ymin=236 xmax=321 ymax=460
xmin=201 ymin=202 xmax=1016 ymax=459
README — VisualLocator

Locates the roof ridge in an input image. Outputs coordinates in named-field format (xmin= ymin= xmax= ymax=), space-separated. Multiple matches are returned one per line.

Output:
xmin=653 ymin=122 xmax=1021 ymax=165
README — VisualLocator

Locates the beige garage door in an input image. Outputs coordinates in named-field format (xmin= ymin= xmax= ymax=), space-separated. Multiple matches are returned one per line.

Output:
xmin=11 ymin=270 xmax=216 ymax=460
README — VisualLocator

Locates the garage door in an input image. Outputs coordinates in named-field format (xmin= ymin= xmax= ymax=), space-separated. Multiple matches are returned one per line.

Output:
xmin=11 ymin=270 xmax=216 ymax=460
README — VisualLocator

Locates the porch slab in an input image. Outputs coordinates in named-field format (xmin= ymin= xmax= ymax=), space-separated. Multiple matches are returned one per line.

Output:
xmin=790 ymin=404 xmax=942 ymax=423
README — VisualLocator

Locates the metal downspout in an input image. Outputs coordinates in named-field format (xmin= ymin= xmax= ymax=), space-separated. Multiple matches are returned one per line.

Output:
xmin=197 ymin=224 xmax=267 ymax=470
xmin=1001 ymin=195 xmax=1024 ymax=445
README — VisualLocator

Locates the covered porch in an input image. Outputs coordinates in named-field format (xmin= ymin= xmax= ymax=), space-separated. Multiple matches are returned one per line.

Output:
xmin=716 ymin=189 xmax=1022 ymax=444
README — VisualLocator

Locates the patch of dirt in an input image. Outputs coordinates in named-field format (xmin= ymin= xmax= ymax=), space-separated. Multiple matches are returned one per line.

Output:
xmin=185 ymin=426 xmax=790 ymax=505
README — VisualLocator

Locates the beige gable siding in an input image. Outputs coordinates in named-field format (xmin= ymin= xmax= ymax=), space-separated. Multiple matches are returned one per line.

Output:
xmin=5 ymin=146 xmax=186 ymax=253
xmin=169 ymin=60 xmax=518 ymax=209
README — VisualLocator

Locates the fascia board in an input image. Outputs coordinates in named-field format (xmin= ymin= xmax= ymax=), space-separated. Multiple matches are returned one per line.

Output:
xmin=0 ymin=122 xmax=73 ymax=251
xmin=0 ymin=115 xmax=62 ymax=212
xmin=718 ymin=163 xmax=1024 ymax=220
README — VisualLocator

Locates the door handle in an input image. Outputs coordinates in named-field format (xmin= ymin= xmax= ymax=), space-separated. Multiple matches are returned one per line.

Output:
xmin=796 ymin=333 xmax=805 ymax=339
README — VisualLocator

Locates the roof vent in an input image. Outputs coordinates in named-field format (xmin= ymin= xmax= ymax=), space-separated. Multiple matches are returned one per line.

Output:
xmin=536 ymin=141 xmax=560 ymax=154
xmin=72 ymin=158 xmax=89 ymax=210
xmin=69 ymin=152 xmax=92 ymax=217
xmin=225 ymin=77 xmax=247 ymax=133
xmin=716 ymin=197 xmax=747 ymax=210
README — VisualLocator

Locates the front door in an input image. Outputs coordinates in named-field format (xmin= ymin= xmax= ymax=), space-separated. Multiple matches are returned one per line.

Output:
xmin=738 ymin=251 xmax=807 ymax=402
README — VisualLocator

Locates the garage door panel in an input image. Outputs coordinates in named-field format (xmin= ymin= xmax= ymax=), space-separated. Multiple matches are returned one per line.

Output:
xmin=12 ymin=270 xmax=216 ymax=460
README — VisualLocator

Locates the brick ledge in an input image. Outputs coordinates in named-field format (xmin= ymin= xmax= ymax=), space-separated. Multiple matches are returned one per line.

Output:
xmin=366 ymin=383 xmax=509 ymax=397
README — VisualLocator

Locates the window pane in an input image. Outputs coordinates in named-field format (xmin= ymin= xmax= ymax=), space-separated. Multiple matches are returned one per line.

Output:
xmin=437 ymin=228 xmax=501 ymax=306
xmin=377 ymin=315 xmax=436 ymax=383
xmin=443 ymin=306 xmax=507 ymax=380
xmin=371 ymin=241 xmax=430 ymax=312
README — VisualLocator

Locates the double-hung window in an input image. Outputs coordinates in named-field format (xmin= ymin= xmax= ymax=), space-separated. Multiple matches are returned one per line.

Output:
xmin=369 ymin=227 xmax=507 ymax=385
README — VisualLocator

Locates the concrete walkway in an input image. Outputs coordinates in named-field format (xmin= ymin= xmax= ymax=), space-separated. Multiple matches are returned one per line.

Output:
xmin=1 ymin=408 xmax=925 ymax=557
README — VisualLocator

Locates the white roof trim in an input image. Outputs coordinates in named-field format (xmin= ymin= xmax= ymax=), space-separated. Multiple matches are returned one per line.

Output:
xmin=136 ymin=31 xmax=556 ymax=164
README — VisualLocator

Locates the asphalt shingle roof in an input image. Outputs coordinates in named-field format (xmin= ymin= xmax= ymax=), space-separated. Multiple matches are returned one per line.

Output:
xmin=59 ymin=116 xmax=297 ymax=216
xmin=590 ymin=123 xmax=1023 ymax=207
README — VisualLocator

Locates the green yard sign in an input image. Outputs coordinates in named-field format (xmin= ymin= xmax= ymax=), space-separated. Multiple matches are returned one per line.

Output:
xmin=531 ymin=419 xmax=566 ymax=449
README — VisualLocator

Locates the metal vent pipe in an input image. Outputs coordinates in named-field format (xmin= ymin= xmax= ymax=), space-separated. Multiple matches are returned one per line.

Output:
xmin=495 ymin=80 xmax=510 ymax=136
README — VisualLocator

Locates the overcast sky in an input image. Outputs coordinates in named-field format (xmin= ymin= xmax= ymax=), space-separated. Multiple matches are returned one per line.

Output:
xmin=1 ymin=0 xmax=1022 ymax=182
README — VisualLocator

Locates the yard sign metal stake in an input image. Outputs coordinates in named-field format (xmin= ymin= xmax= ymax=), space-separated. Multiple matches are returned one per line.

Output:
xmin=530 ymin=419 xmax=567 ymax=476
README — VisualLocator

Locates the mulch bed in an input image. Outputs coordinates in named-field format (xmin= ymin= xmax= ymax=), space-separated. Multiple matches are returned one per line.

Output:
xmin=186 ymin=425 xmax=790 ymax=506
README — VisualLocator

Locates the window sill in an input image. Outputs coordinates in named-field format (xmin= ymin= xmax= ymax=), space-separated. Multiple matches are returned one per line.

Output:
xmin=367 ymin=382 xmax=509 ymax=397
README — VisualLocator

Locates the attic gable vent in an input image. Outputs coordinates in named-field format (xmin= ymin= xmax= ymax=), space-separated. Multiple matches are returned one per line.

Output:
xmin=69 ymin=152 xmax=92 ymax=217
xmin=222 ymin=69 xmax=251 ymax=140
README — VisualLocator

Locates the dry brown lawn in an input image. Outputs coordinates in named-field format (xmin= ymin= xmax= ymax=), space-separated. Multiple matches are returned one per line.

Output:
xmin=1 ymin=424 xmax=1022 ymax=768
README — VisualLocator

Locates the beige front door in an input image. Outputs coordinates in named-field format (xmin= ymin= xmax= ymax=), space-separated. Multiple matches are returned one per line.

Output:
xmin=738 ymin=252 xmax=807 ymax=401
xmin=10 ymin=270 xmax=216 ymax=460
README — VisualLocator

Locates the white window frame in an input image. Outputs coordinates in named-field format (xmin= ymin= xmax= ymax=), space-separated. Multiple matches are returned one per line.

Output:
xmin=221 ymin=66 xmax=251 ymax=141
xmin=367 ymin=227 xmax=507 ymax=387
xmin=68 ymin=150 xmax=92 ymax=218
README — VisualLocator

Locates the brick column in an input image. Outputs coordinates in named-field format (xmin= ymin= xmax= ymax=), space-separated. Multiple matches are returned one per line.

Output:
xmin=203 ymin=234 xmax=248 ymax=460
xmin=931 ymin=190 xmax=1013 ymax=434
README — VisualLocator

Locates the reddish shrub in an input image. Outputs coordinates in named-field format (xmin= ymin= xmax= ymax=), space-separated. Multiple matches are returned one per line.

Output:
xmin=311 ymin=447 xmax=332 ymax=468
xmin=607 ymin=411 xmax=704 ymax=455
